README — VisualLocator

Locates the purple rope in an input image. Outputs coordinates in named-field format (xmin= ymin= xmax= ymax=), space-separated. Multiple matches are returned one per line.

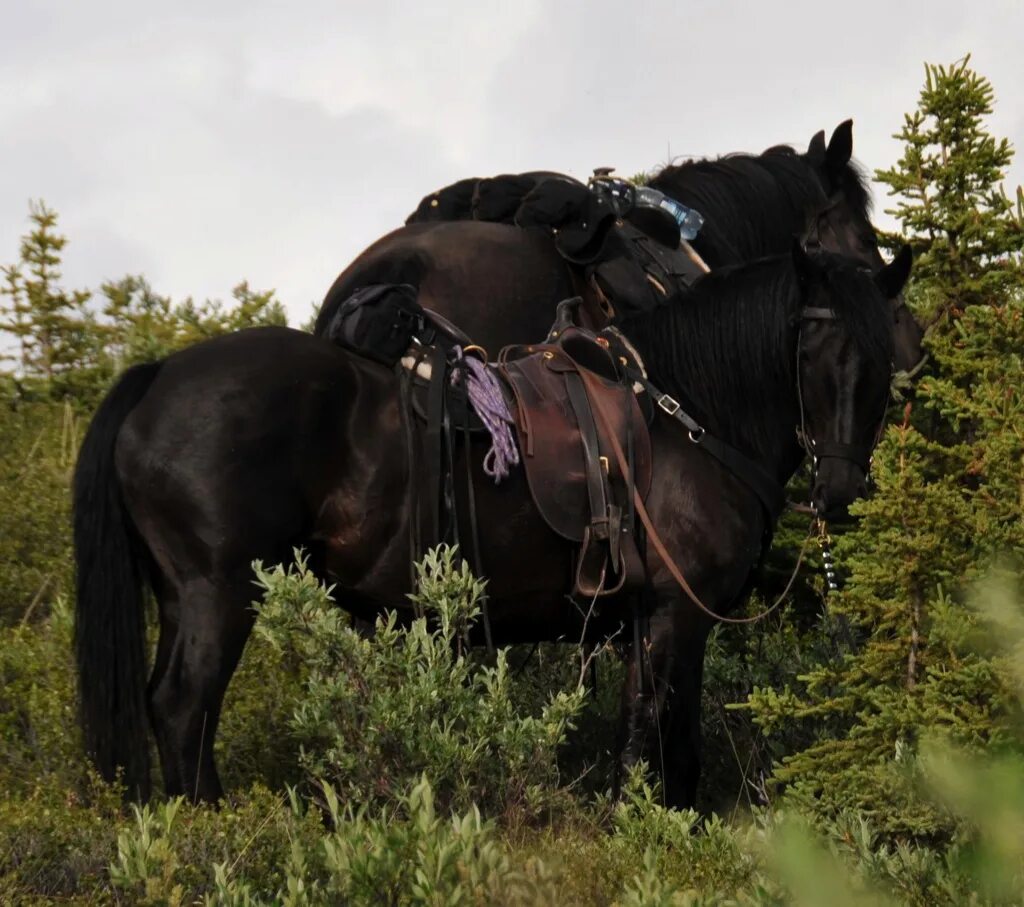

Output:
xmin=452 ymin=349 xmax=520 ymax=483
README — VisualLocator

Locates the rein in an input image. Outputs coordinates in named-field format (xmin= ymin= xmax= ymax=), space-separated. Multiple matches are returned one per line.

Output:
xmin=572 ymin=302 xmax=864 ymax=623
xmin=795 ymin=306 xmax=892 ymax=483
xmin=577 ymin=364 xmax=815 ymax=624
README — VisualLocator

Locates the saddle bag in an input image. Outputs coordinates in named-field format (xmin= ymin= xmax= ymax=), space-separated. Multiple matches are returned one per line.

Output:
xmin=323 ymin=283 xmax=425 ymax=367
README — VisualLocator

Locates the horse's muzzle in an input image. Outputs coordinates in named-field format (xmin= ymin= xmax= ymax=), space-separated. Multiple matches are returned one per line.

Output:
xmin=811 ymin=459 xmax=868 ymax=523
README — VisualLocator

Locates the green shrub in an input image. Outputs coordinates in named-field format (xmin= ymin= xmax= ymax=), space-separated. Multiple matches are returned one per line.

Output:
xmin=0 ymin=594 xmax=82 ymax=796
xmin=0 ymin=400 xmax=77 ymax=626
xmin=108 ymin=785 xmax=323 ymax=907
xmin=0 ymin=774 xmax=122 ymax=903
xmin=250 ymin=545 xmax=587 ymax=822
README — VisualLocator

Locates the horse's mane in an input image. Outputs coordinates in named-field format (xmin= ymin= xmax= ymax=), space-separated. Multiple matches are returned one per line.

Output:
xmin=645 ymin=146 xmax=873 ymax=264
xmin=834 ymin=156 xmax=873 ymax=219
xmin=768 ymin=145 xmax=874 ymax=224
xmin=620 ymin=253 xmax=893 ymax=461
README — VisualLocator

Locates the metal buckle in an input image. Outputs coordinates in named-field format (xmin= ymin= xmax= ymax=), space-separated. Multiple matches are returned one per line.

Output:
xmin=657 ymin=394 xmax=680 ymax=415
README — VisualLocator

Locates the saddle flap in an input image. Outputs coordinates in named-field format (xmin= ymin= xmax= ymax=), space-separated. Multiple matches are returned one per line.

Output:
xmin=500 ymin=354 xmax=652 ymax=544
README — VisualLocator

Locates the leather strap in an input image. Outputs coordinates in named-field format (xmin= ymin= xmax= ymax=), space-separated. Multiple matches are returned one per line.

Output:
xmin=565 ymin=371 xmax=611 ymax=539
xmin=577 ymin=367 xmax=810 ymax=625
xmin=629 ymin=372 xmax=786 ymax=519
xmin=424 ymin=345 xmax=446 ymax=542
xmin=398 ymin=364 xmax=422 ymax=602
xmin=458 ymin=389 xmax=495 ymax=656
xmin=442 ymin=394 xmax=459 ymax=549
xmin=811 ymin=438 xmax=873 ymax=472
xmin=565 ymin=370 xmax=630 ymax=596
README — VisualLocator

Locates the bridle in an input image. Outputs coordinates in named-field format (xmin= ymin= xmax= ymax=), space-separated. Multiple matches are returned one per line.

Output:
xmin=570 ymin=296 xmax=890 ymax=625
xmin=794 ymin=304 xmax=891 ymax=498
xmin=805 ymin=193 xmax=924 ymax=395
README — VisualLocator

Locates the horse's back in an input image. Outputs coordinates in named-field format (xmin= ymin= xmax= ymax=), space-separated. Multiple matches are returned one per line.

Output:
xmin=317 ymin=222 xmax=576 ymax=349
xmin=113 ymin=327 xmax=383 ymax=572
xmin=117 ymin=326 xmax=351 ymax=462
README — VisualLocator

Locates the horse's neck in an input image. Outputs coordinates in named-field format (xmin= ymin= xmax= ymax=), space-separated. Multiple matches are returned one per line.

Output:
xmin=633 ymin=330 xmax=805 ymax=484
xmin=698 ymin=379 xmax=805 ymax=485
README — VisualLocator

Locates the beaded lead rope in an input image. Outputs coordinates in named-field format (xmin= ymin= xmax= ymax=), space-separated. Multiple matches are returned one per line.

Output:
xmin=817 ymin=519 xmax=839 ymax=593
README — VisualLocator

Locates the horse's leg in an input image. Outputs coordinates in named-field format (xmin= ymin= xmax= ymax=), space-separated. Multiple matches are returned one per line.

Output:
xmin=615 ymin=599 xmax=712 ymax=811
xmin=147 ymin=573 xmax=254 ymax=802
xmin=615 ymin=604 xmax=678 ymax=801
xmin=659 ymin=622 xmax=712 ymax=810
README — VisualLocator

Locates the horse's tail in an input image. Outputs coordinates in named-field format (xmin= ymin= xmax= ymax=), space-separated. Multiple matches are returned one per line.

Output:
xmin=73 ymin=360 xmax=163 ymax=799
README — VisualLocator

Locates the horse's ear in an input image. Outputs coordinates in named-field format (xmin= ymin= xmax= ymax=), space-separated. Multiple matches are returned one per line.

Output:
xmin=875 ymin=245 xmax=913 ymax=299
xmin=825 ymin=120 xmax=854 ymax=175
xmin=792 ymin=237 xmax=823 ymax=282
xmin=807 ymin=129 xmax=826 ymax=165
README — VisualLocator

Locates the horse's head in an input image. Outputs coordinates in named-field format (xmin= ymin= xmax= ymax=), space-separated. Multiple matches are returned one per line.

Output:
xmin=802 ymin=121 xmax=925 ymax=376
xmin=792 ymin=243 xmax=912 ymax=521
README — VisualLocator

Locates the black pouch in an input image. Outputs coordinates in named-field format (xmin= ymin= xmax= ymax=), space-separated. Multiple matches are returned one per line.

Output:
xmin=323 ymin=284 xmax=425 ymax=366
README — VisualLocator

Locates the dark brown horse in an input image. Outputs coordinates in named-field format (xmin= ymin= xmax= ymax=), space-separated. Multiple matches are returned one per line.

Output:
xmin=315 ymin=121 xmax=924 ymax=372
xmin=73 ymin=246 xmax=909 ymax=806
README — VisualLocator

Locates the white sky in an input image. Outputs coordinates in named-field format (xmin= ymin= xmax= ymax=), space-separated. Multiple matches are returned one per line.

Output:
xmin=1 ymin=0 xmax=1022 ymax=324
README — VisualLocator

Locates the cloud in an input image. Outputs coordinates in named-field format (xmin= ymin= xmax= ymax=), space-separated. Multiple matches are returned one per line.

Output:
xmin=0 ymin=9 xmax=472 ymax=312
xmin=1 ymin=0 xmax=1021 ymax=323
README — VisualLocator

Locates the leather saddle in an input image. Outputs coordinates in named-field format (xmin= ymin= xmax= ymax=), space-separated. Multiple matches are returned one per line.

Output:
xmin=408 ymin=169 xmax=707 ymax=320
xmin=496 ymin=310 xmax=653 ymax=597
xmin=399 ymin=300 xmax=653 ymax=599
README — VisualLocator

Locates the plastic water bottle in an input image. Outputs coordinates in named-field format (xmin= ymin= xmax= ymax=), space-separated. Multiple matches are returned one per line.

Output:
xmin=634 ymin=187 xmax=705 ymax=241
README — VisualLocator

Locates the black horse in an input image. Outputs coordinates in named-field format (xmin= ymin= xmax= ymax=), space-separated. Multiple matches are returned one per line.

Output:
xmin=73 ymin=246 xmax=909 ymax=805
xmin=315 ymin=121 xmax=923 ymax=372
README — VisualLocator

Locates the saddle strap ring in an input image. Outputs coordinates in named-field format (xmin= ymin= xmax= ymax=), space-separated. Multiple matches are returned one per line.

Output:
xmin=462 ymin=344 xmax=488 ymax=362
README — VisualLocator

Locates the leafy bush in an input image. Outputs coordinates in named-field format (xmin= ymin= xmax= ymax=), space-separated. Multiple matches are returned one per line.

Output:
xmin=0 ymin=594 xmax=82 ymax=795
xmin=0 ymin=400 xmax=78 ymax=626
xmin=251 ymin=545 xmax=587 ymax=822
xmin=0 ymin=774 xmax=123 ymax=903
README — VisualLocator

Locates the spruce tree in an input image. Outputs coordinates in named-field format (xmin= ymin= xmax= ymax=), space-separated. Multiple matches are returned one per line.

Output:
xmin=0 ymin=202 xmax=98 ymax=396
xmin=746 ymin=58 xmax=1024 ymax=839
xmin=875 ymin=55 xmax=1024 ymax=319
xmin=2 ymin=203 xmax=288 ymax=406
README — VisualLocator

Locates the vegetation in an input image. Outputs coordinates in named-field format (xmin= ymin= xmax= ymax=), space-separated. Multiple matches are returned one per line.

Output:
xmin=0 ymin=57 xmax=1021 ymax=903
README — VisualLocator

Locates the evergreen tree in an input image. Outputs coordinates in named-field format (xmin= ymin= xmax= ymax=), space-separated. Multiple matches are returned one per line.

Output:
xmin=745 ymin=58 xmax=1024 ymax=839
xmin=99 ymin=277 xmax=286 ymax=372
xmin=1 ymin=263 xmax=31 ymax=373
xmin=875 ymin=55 xmax=1024 ymax=319
xmin=1 ymin=202 xmax=288 ymax=407
xmin=0 ymin=202 xmax=96 ymax=393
